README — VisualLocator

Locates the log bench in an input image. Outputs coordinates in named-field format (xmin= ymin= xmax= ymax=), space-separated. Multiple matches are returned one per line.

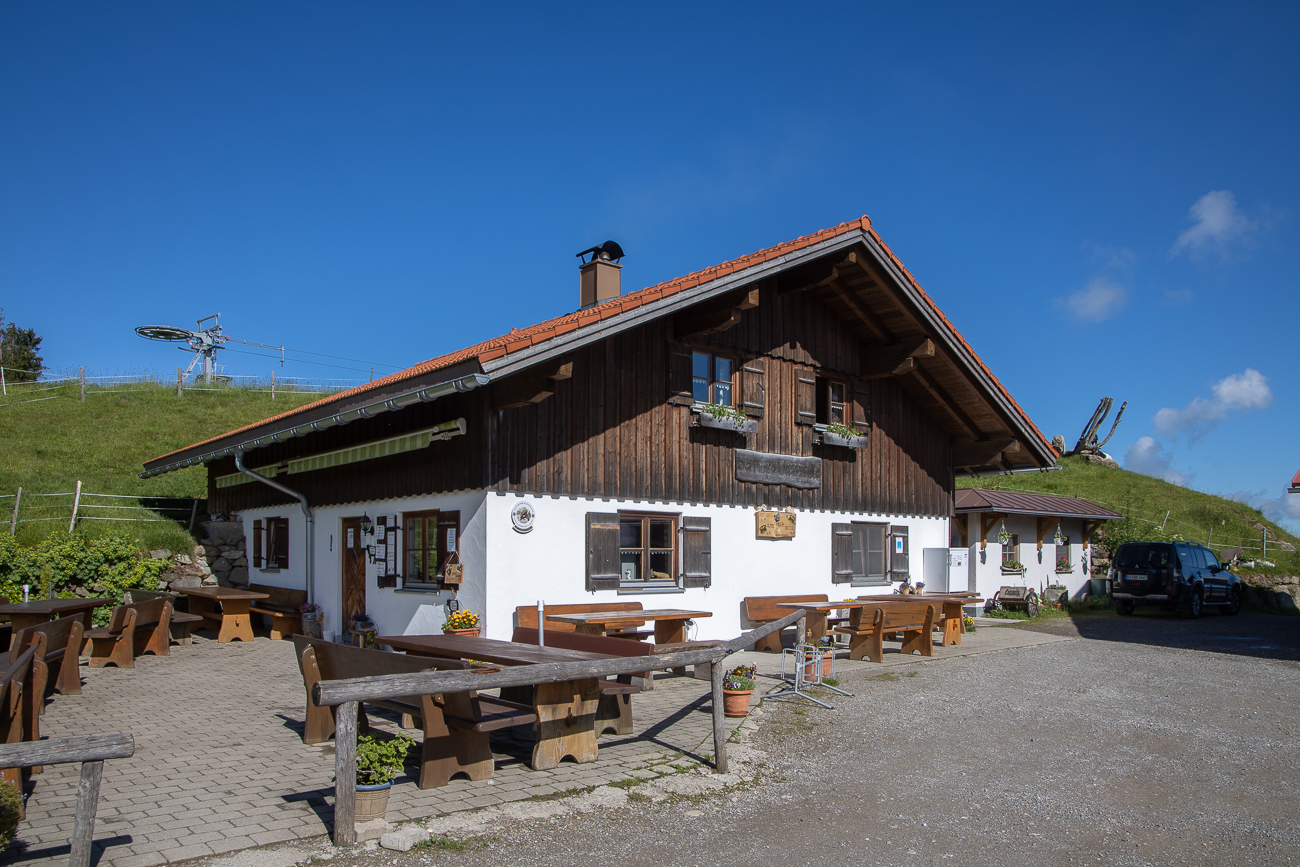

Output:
xmin=84 ymin=598 xmax=173 ymax=669
xmin=292 ymin=635 xmax=537 ymax=789
xmin=830 ymin=600 xmax=937 ymax=663
xmin=249 ymin=583 xmax=307 ymax=640
xmin=743 ymin=595 xmax=832 ymax=652
xmin=124 ymin=590 xmax=204 ymax=645
xmin=516 ymin=602 xmax=655 ymax=641
xmin=511 ymin=627 xmax=656 ymax=735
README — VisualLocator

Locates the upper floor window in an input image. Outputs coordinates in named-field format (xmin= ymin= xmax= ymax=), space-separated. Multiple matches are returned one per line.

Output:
xmin=1002 ymin=534 xmax=1020 ymax=567
xmin=692 ymin=351 xmax=733 ymax=406
xmin=816 ymin=377 xmax=849 ymax=425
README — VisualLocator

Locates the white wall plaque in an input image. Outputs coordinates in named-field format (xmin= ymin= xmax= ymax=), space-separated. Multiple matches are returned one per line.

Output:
xmin=511 ymin=502 xmax=535 ymax=533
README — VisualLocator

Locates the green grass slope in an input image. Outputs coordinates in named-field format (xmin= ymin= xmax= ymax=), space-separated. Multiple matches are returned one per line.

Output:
xmin=959 ymin=456 xmax=1299 ymax=574
xmin=0 ymin=382 xmax=320 ymax=550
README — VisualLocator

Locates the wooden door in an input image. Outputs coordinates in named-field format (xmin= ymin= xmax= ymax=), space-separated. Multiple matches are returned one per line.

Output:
xmin=341 ymin=517 xmax=367 ymax=625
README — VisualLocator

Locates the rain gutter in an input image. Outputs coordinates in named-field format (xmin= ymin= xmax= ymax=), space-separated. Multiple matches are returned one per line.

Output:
xmin=234 ymin=449 xmax=316 ymax=605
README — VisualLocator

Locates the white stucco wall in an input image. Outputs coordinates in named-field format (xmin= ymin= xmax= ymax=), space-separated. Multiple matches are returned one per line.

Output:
xmin=482 ymin=491 xmax=950 ymax=642
xmin=957 ymin=513 xmax=1094 ymax=603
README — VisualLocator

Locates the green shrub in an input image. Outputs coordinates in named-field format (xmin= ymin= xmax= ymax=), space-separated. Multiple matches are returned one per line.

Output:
xmin=0 ymin=533 xmax=164 ymax=624
xmin=0 ymin=778 xmax=20 ymax=848
xmin=355 ymin=732 xmax=414 ymax=786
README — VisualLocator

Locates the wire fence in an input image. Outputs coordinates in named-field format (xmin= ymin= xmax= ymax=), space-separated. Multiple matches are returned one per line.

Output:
xmin=0 ymin=366 xmax=359 ymax=406
xmin=3 ymin=484 xmax=205 ymax=535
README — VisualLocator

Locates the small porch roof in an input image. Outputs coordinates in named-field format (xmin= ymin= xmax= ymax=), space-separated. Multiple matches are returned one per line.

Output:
xmin=954 ymin=488 xmax=1122 ymax=521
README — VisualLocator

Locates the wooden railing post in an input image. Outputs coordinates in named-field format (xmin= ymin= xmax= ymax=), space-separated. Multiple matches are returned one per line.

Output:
xmin=710 ymin=657 xmax=728 ymax=774
xmin=69 ymin=760 xmax=104 ymax=867
xmin=332 ymin=701 xmax=358 ymax=846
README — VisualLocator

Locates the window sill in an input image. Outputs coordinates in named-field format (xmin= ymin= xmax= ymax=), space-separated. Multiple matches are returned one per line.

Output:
xmin=259 ymin=567 xmax=281 ymax=574
xmin=618 ymin=585 xmax=685 ymax=595
xmin=394 ymin=586 xmax=442 ymax=595
xmin=850 ymin=580 xmax=892 ymax=587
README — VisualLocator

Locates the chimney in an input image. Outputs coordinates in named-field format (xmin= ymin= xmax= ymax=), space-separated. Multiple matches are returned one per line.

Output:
xmin=577 ymin=241 xmax=625 ymax=308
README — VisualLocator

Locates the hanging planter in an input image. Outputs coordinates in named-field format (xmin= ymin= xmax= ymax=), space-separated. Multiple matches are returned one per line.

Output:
xmin=815 ymin=423 xmax=869 ymax=449
xmin=693 ymin=404 xmax=758 ymax=434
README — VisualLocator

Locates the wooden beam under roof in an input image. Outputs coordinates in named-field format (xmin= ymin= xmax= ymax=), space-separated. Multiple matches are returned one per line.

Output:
xmin=674 ymin=286 xmax=760 ymax=340
xmin=951 ymin=436 xmax=1018 ymax=468
xmin=860 ymin=339 xmax=935 ymax=379
xmin=979 ymin=512 xmax=1005 ymax=550
xmin=826 ymin=278 xmax=895 ymax=345
xmin=1036 ymin=515 xmax=1062 ymax=550
xmin=492 ymin=359 xmax=573 ymax=411
xmin=841 ymin=249 xmax=922 ymax=331
xmin=907 ymin=364 xmax=982 ymax=441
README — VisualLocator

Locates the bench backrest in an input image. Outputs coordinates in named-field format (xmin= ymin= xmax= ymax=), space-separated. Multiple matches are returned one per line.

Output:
xmin=11 ymin=616 xmax=82 ymax=664
xmin=515 ymin=601 xmax=645 ymax=632
xmin=871 ymin=601 xmax=936 ymax=630
xmin=110 ymin=597 xmax=172 ymax=632
xmin=124 ymin=589 xmax=177 ymax=605
xmin=291 ymin=635 xmax=466 ymax=683
xmin=0 ymin=646 xmax=36 ymax=728
xmin=743 ymin=594 xmax=829 ymax=623
xmin=250 ymin=583 xmax=308 ymax=610
xmin=511 ymin=626 xmax=655 ymax=657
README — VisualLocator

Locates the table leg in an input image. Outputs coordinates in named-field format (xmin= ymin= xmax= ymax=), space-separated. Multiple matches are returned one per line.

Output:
xmin=531 ymin=678 xmax=599 ymax=770
xmin=216 ymin=600 xmax=256 ymax=643
xmin=806 ymin=612 xmax=828 ymax=642
xmin=575 ymin=624 xmax=605 ymax=636
xmin=655 ymin=619 xmax=687 ymax=674
xmin=942 ymin=603 xmax=962 ymax=646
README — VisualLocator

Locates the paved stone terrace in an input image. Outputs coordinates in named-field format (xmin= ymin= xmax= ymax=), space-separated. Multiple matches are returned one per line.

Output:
xmin=1 ymin=623 xmax=1068 ymax=867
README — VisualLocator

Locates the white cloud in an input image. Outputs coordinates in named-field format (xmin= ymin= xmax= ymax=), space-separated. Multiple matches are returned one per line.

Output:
xmin=1124 ymin=437 xmax=1190 ymax=486
xmin=1170 ymin=190 xmax=1256 ymax=259
xmin=1153 ymin=368 xmax=1272 ymax=441
xmin=1063 ymin=277 xmax=1127 ymax=323
xmin=1227 ymin=489 xmax=1300 ymax=535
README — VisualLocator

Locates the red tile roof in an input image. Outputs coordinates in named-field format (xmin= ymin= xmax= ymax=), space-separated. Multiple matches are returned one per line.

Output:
xmin=146 ymin=215 xmax=1052 ymax=467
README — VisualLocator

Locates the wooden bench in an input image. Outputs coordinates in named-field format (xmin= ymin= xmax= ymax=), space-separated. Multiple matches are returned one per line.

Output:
xmin=292 ymin=636 xmax=537 ymax=789
xmin=743 ymin=595 xmax=831 ymax=652
xmin=12 ymin=615 xmax=84 ymax=698
xmin=516 ymin=602 xmax=655 ymax=641
xmin=512 ymin=627 xmax=655 ymax=735
xmin=84 ymin=598 xmax=173 ymax=669
xmin=0 ymin=646 xmax=38 ymax=795
xmin=124 ymin=590 xmax=204 ymax=645
xmin=249 ymin=583 xmax=307 ymax=640
xmin=830 ymin=601 xmax=937 ymax=663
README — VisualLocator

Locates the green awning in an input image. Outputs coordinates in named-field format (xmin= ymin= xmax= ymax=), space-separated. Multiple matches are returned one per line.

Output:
xmin=286 ymin=418 xmax=466 ymax=475
xmin=215 ymin=464 xmax=279 ymax=489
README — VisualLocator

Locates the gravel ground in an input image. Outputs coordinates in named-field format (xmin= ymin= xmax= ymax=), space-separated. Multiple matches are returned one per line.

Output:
xmin=313 ymin=611 xmax=1300 ymax=867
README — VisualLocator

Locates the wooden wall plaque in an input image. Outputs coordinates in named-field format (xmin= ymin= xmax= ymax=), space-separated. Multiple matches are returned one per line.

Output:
xmin=756 ymin=510 xmax=796 ymax=539
xmin=734 ymin=449 xmax=822 ymax=490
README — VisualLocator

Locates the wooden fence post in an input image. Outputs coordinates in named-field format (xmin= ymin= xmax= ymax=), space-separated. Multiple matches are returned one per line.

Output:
xmin=69 ymin=760 xmax=104 ymax=867
xmin=9 ymin=487 xmax=19 ymax=536
xmin=176 ymin=367 xmax=183 ymax=398
xmin=188 ymin=498 xmax=200 ymax=532
xmin=271 ymin=371 xmax=276 ymax=401
xmin=69 ymin=481 xmax=82 ymax=533
xmin=333 ymin=701 xmax=358 ymax=845
xmin=79 ymin=367 xmax=85 ymax=403
xmin=710 ymin=655 xmax=728 ymax=774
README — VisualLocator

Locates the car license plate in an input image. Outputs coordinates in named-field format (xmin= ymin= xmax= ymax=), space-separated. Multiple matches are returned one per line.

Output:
xmin=1125 ymin=573 xmax=1147 ymax=582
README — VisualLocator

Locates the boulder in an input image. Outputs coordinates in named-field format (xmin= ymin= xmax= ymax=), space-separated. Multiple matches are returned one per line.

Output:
xmin=1051 ymin=435 xmax=1066 ymax=454
xmin=171 ymin=575 xmax=202 ymax=590
xmin=148 ymin=549 xmax=171 ymax=560
xmin=175 ymin=555 xmax=193 ymax=566
xmin=227 ymin=567 xmax=249 ymax=587
xmin=203 ymin=545 xmax=221 ymax=558
xmin=201 ymin=574 xmax=218 ymax=587
xmin=233 ymin=555 xmax=247 ymax=567
xmin=212 ymin=558 xmax=232 ymax=574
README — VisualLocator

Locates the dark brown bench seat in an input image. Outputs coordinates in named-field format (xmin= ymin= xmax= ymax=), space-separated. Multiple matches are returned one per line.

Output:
xmin=515 ymin=602 xmax=655 ymax=641
xmin=124 ymin=590 xmax=204 ymax=645
xmin=292 ymin=635 xmax=537 ymax=789
xmin=84 ymin=598 xmax=173 ymax=669
xmin=512 ymin=626 xmax=654 ymax=735
xmin=743 ymin=595 xmax=832 ymax=652
xmin=248 ymin=583 xmax=307 ymax=640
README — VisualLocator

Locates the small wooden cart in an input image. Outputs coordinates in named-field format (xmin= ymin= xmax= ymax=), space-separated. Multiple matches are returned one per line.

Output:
xmin=986 ymin=586 xmax=1040 ymax=617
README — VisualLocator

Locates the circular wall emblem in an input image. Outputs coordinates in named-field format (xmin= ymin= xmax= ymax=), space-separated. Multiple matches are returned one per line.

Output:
xmin=511 ymin=502 xmax=535 ymax=533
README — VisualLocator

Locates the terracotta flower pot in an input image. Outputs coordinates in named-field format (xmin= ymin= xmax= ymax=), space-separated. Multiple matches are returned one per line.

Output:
xmin=353 ymin=782 xmax=391 ymax=822
xmin=442 ymin=627 xmax=481 ymax=638
xmin=722 ymin=689 xmax=753 ymax=717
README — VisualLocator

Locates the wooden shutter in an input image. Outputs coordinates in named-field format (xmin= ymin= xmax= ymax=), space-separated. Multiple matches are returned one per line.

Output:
xmin=667 ymin=342 xmax=694 ymax=405
xmin=831 ymin=523 xmax=853 ymax=584
xmin=681 ymin=516 xmax=711 ymax=588
xmin=739 ymin=357 xmax=766 ymax=418
xmin=851 ymin=377 xmax=871 ymax=429
xmin=796 ymin=366 xmax=817 ymax=425
xmin=866 ymin=524 xmax=886 ymax=579
xmin=273 ymin=518 xmax=290 ymax=570
xmin=889 ymin=524 xmax=909 ymax=576
xmin=252 ymin=519 xmax=263 ymax=568
xmin=586 ymin=512 xmax=621 ymax=592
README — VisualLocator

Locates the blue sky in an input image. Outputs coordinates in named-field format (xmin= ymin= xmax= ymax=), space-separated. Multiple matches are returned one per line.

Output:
xmin=2 ymin=2 xmax=1297 ymax=530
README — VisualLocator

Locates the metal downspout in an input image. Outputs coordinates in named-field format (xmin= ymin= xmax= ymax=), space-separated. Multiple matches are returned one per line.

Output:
xmin=234 ymin=449 xmax=315 ymax=605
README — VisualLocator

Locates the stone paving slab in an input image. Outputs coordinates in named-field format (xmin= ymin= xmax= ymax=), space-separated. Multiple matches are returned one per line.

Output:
xmin=0 ymin=624 xmax=1069 ymax=867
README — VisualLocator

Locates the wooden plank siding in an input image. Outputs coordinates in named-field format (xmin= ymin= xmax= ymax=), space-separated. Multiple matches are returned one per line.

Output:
xmin=210 ymin=280 xmax=951 ymax=517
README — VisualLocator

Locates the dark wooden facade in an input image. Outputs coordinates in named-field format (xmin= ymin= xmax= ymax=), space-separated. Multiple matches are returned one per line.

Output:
xmin=209 ymin=279 xmax=952 ymax=517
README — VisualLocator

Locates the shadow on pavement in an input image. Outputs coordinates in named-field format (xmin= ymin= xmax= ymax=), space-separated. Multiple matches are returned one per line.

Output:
xmin=1015 ymin=610 xmax=1300 ymax=662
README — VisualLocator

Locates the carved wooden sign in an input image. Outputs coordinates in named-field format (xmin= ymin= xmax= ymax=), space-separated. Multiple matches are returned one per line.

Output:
xmin=756 ymin=509 xmax=796 ymax=539
xmin=735 ymin=449 xmax=822 ymax=490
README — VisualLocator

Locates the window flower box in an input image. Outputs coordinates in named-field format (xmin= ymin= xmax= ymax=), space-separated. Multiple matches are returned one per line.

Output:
xmin=1056 ymin=559 xmax=1073 ymax=574
xmin=815 ymin=424 xmax=869 ymax=449
xmin=1000 ymin=560 xmax=1025 ymax=576
xmin=692 ymin=404 xmax=758 ymax=434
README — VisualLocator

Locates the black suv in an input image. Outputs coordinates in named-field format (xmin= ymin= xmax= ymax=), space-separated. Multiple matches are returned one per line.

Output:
xmin=1109 ymin=541 xmax=1242 ymax=618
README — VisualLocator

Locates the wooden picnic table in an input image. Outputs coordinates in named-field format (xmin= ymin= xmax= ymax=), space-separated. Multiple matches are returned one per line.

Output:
xmin=0 ymin=599 xmax=113 ymax=647
xmin=546 ymin=608 xmax=713 ymax=645
xmin=380 ymin=634 xmax=615 ymax=770
xmin=853 ymin=595 xmax=983 ymax=646
xmin=172 ymin=586 xmax=268 ymax=643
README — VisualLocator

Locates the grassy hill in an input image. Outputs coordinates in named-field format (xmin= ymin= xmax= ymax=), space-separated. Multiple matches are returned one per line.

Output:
xmin=959 ymin=456 xmax=1300 ymax=575
xmin=0 ymin=381 xmax=320 ymax=550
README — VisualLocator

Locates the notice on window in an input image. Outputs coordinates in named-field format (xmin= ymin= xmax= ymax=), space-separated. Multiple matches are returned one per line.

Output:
xmin=895 ymin=538 xmax=905 ymax=554
xmin=347 ymin=528 xmax=354 ymax=548
xmin=447 ymin=528 xmax=457 ymax=553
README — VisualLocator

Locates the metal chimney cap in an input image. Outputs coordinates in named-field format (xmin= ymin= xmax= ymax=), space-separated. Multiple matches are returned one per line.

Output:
xmin=576 ymin=240 xmax=625 ymax=264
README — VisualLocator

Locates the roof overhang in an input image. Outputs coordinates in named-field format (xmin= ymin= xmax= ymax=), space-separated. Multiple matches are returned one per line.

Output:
xmin=954 ymin=489 xmax=1122 ymax=521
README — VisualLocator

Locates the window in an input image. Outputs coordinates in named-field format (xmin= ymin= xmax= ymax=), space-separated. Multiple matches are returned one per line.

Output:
xmin=1202 ymin=547 xmax=1221 ymax=570
xmin=403 ymin=510 xmax=460 ymax=589
xmin=252 ymin=517 xmax=289 ymax=571
xmin=692 ymin=351 xmax=734 ymax=406
xmin=1001 ymin=534 xmax=1020 ymax=568
xmin=586 ymin=511 xmax=711 ymax=592
xmin=816 ymin=377 xmax=849 ymax=425
xmin=1057 ymin=536 xmax=1071 ymax=571
xmin=832 ymin=522 xmax=888 ymax=585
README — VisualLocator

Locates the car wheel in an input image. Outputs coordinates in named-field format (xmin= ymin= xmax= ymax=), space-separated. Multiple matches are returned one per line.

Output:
xmin=1180 ymin=588 xmax=1203 ymax=619
xmin=1115 ymin=600 xmax=1134 ymax=616
xmin=1225 ymin=587 xmax=1242 ymax=616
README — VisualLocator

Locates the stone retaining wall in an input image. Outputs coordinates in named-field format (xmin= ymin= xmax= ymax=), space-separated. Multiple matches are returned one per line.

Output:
xmin=144 ymin=520 xmax=249 ymax=591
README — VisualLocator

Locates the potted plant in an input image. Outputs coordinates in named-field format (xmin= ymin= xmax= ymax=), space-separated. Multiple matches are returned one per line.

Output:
xmin=442 ymin=608 xmax=481 ymax=637
xmin=1000 ymin=559 xmax=1025 ymax=575
xmin=350 ymin=612 xmax=378 ymax=647
xmin=351 ymin=731 xmax=415 ymax=822
xmin=817 ymin=422 xmax=869 ymax=449
xmin=299 ymin=602 xmax=323 ymax=639
xmin=693 ymin=403 xmax=758 ymax=434
xmin=722 ymin=663 xmax=757 ymax=717
xmin=815 ymin=635 xmax=836 ymax=676
xmin=1056 ymin=557 xmax=1072 ymax=574
xmin=897 ymin=579 xmax=914 ymax=595
xmin=914 ymin=581 xmax=926 ymax=594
